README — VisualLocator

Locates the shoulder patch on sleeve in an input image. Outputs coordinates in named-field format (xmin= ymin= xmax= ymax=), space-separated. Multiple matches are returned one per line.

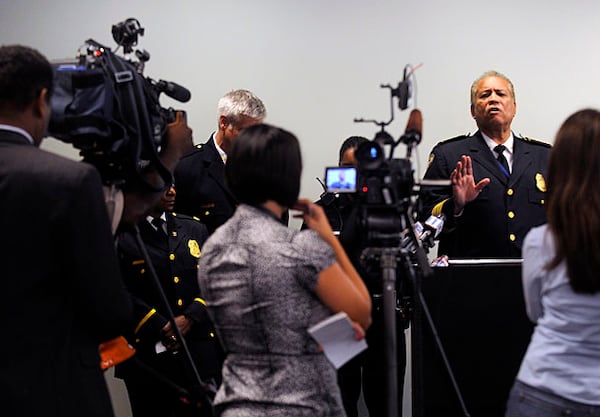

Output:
xmin=427 ymin=152 xmax=435 ymax=168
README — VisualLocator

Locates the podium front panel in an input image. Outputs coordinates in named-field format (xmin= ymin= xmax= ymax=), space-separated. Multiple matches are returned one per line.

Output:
xmin=412 ymin=260 xmax=533 ymax=417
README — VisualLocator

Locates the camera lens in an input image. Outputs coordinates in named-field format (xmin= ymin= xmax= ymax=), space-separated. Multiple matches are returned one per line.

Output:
xmin=369 ymin=145 xmax=378 ymax=159
xmin=356 ymin=141 xmax=384 ymax=170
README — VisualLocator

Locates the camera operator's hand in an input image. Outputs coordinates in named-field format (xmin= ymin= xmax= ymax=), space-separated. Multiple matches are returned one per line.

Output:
xmin=160 ymin=111 xmax=193 ymax=172
xmin=451 ymin=155 xmax=490 ymax=214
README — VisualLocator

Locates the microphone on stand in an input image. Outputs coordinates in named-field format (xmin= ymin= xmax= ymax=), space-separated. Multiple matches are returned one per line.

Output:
xmin=400 ymin=108 xmax=422 ymax=146
xmin=414 ymin=213 xmax=445 ymax=250
xmin=400 ymin=108 xmax=423 ymax=158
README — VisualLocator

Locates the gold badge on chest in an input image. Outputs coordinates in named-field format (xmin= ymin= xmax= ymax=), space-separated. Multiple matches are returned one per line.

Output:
xmin=535 ymin=173 xmax=547 ymax=192
xmin=188 ymin=239 xmax=201 ymax=258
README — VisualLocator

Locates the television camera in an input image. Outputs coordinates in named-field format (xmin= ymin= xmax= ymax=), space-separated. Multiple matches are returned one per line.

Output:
xmin=325 ymin=64 xmax=445 ymax=252
xmin=48 ymin=18 xmax=190 ymax=190
xmin=46 ymin=19 xmax=216 ymax=414
xmin=322 ymin=65 xmax=454 ymax=417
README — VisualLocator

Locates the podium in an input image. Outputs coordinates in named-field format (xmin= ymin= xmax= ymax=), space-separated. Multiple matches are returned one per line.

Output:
xmin=411 ymin=259 xmax=533 ymax=417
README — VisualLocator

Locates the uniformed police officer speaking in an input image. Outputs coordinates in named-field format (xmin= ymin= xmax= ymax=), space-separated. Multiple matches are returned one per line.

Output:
xmin=420 ymin=70 xmax=551 ymax=258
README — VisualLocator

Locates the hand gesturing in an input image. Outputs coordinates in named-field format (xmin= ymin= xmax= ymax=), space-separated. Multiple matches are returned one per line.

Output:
xmin=450 ymin=155 xmax=490 ymax=214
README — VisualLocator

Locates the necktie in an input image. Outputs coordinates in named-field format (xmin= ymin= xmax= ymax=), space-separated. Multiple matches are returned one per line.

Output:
xmin=494 ymin=144 xmax=510 ymax=176
xmin=151 ymin=217 xmax=167 ymax=237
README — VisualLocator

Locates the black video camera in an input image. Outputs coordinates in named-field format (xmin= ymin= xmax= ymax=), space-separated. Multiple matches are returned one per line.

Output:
xmin=48 ymin=18 xmax=190 ymax=190
xmin=324 ymin=66 xmax=423 ymax=249
xmin=326 ymin=143 xmax=415 ymax=249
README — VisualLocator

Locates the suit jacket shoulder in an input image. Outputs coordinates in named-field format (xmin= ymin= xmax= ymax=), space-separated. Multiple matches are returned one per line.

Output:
xmin=170 ymin=211 xmax=207 ymax=230
xmin=429 ymin=133 xmax=474 ymax=154
xmin=438 ymin=133 xmax=472 ymax=146
xmin=516 ymin=135 xmax=552 ymax=148
xmin=426 ymin=133 xmax=475 ymax=167
xmin=177 ymin=136 xmax=219 ymax=165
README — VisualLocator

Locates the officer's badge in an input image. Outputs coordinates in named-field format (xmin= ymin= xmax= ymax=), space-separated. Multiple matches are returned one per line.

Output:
xmin=188 ymin=239 xmax=201 ymax=258
xmin=535 ymin=173 xmax=547 ymax=192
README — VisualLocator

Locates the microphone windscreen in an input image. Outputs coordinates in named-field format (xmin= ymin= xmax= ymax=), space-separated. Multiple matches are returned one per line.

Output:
xmin=406 ymin=109 xmax=422 ymax=136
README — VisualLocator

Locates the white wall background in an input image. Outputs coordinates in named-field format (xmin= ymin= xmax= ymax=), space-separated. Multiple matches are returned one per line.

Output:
xmin=3 ymin=0 xmax=600 ymax=211
xmin=2 ymin=1 xmax=599 ymax=415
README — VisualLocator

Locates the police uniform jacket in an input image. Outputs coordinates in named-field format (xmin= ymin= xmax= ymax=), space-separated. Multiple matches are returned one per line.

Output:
xmin=116 ymin=212 xmax=222 ymax=378
xmin=174 ymin=136 xmax=237 ymax=235
xmin=420 ymin=131 xmax=551 ymax=258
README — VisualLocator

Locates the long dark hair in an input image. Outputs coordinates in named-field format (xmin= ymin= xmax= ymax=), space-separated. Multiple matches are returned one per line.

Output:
xmin=546 ymin=109 xmax=600 ymax=293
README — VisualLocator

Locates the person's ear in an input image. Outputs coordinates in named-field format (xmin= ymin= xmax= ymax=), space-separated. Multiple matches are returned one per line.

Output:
xmin=30 ymin=88 xmax=50 ymax=146
xmin=219 ymin=115 xmax=230 ymax=130
xmin=33 ymin=88 xmax=49 ymax=118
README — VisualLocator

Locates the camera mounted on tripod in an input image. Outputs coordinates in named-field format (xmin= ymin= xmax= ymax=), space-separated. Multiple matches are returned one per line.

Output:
xmin=48 ymin=18 xmax=190 ymax=191
xmin=323 ymin=64 xmax=425 ymax=249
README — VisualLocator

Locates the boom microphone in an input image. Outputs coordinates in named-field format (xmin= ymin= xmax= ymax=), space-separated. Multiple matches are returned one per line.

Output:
xmin=400 ymin=109 xmax=422 ymax=146
xmin=154 ymin=79 xmax=191 ymax=103
xmin=397 ymin=67 xmax=411 ymax=110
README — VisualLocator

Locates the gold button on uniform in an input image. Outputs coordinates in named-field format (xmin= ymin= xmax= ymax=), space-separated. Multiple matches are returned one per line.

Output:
xmin=509 ymin=234 xmax=516 ymax=241
xmin=508 ymin=211 xmax=515 ymax=219
xmin=173 ymin=276 xmax=180 ymax=284
xmin=507 ymin=188 xmax=514 ymax=196
xmin=169 ymin=254 xmax=175 ymax=261
xmin=177 ymin=299 xmax=183 ymax=306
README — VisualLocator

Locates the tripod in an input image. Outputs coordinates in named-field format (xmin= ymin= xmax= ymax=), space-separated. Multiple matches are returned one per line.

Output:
xmin=360 ymin=214 xmax=470 ymax=417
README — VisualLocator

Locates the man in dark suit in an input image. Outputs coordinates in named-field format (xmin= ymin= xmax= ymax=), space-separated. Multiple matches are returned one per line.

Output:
xmin=420 ymin=70 xmax=551 ymax=258
xmin=116 ymin=185 xmax=222 ymax=416
xmin=0 ymin=45 xmax=133 ymax=417
xmin=174 ymin=89 xmax=266 ymax=234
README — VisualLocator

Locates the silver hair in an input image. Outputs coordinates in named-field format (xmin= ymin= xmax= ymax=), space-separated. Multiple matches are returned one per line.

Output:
xmin=217 ymin=89 xmax=266 ymax=124
xmin=470 ymin=70 xmax=515 ymax=105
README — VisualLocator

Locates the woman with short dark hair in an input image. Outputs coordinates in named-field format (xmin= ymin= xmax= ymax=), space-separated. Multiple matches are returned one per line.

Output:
xmin=198 ymin=123 xmax=371 ymax=416
xmin=505 ymin=109 xmax=600 ymax=417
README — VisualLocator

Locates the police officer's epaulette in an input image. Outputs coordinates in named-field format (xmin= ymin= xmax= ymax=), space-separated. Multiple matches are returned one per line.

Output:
xmin=439 ymin=133 xmax=471 ymax=144
xmin=170 ymin=212 xmax=200 ymax=222
xmin=179 ymin=143 xmax=204 ymax=159
xmin=519 ymin=136 xmax=552 ymax=148
xmin=189 ymin=143 xmax=204 ymax=154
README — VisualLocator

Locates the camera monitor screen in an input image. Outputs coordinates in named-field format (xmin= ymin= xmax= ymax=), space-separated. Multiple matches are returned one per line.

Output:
xmin=325 ymin=167 xmax=357 ymax=193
